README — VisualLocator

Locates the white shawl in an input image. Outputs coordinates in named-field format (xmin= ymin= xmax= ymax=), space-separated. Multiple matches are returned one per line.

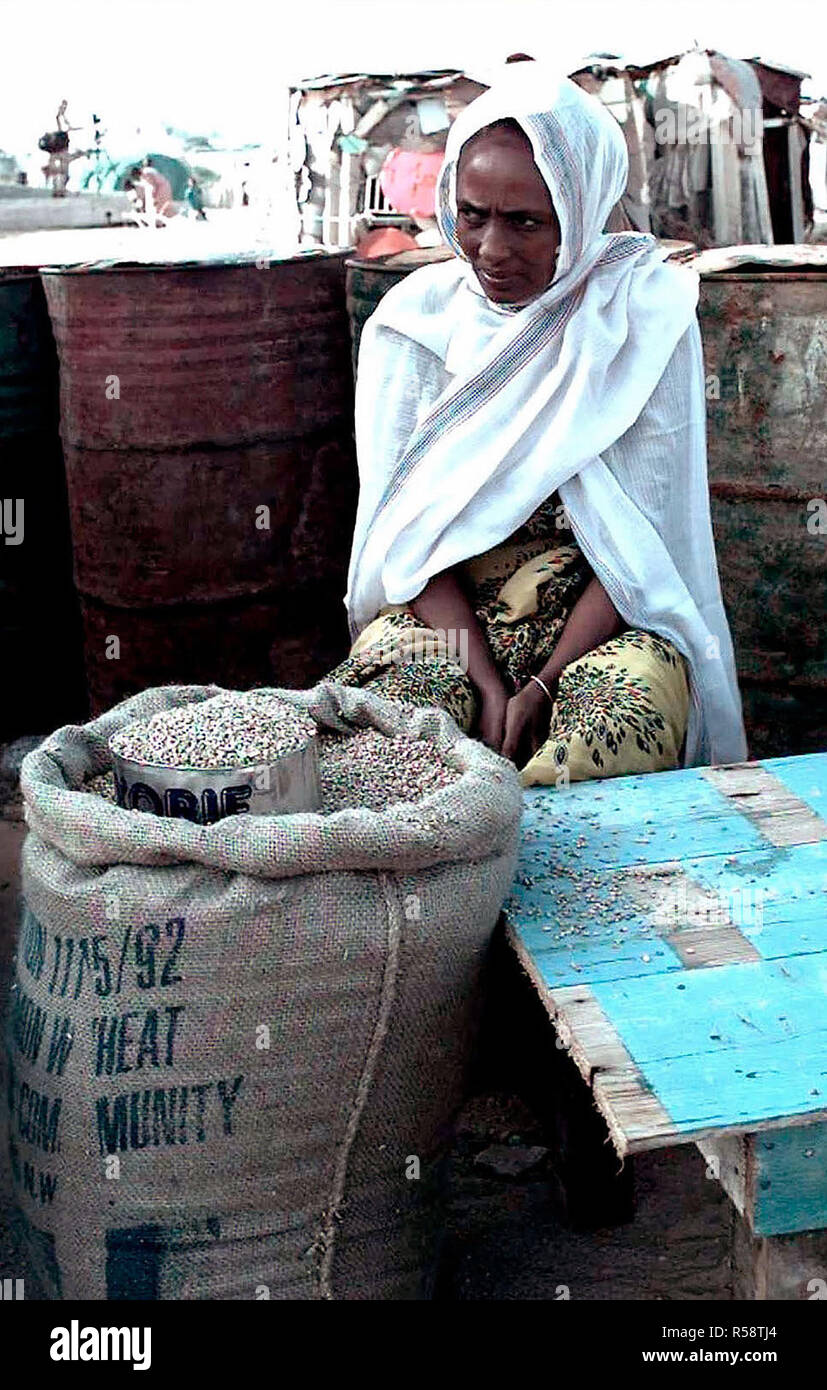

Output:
xmin=344 ymin=66 xmax=746 ymax=766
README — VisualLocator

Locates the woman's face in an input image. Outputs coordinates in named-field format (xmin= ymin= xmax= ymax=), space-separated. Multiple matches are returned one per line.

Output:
xmin=455 ymin=124 xmax=560 ymax=305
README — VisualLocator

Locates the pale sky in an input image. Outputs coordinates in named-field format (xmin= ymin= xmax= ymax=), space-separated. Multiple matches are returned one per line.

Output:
xmin=1 ymin=0 xmax=825 ymax=155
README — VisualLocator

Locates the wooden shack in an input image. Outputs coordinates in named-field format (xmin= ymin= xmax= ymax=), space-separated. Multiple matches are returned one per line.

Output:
xmin=572 ymin=49 xmax=814 ymax=248
xmin=291 ymin=52 xmax=817 ymax=253
xmin=289 ymin=70 xmax=485 ymax=249
xmin=749 ymin=57 xmax=813 ymax=243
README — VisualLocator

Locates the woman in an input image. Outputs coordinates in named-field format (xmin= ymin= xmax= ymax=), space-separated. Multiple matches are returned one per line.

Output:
xmin=329 ymin=67 xmax=746 ymax=785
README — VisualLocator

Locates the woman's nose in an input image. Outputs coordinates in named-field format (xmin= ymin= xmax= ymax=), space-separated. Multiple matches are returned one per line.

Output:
xmin=478 ymin=218 xmax=511 ymax=266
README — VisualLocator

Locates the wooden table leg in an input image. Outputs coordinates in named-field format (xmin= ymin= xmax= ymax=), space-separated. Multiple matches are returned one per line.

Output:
xmin=474 ymin=919 xmax=634 ymax=1231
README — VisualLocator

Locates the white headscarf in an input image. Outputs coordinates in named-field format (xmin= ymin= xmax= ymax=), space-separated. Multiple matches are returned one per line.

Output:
xmin=344 ymin=66 xmax=746 ymax=766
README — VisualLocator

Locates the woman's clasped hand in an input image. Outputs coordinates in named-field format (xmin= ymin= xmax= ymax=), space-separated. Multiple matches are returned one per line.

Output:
xmin=476 ymin=676 xmax=556 ymax=763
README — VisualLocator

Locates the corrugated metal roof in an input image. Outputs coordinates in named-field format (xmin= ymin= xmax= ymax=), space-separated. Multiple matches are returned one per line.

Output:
xmin=571 ymin=50 xmax=683 ymax=73
xmin=294 ymin=70 xmax=465 ymax=92
xmin=746 ymin=56 xmax=811 ymax=80
xmin=688 ymin=244 xmax=827 ymax=275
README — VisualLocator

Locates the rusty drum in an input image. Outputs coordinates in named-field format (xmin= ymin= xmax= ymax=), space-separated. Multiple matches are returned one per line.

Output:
xmin=345 ymin=247 xmax=453 ymax=380
xmin=697 ymin=258 xmax=827 ymax=757
xmin=0 ymin=271 xmax=85 ymax=738
xmin=41 ymin=252 xmax=358 ymax=712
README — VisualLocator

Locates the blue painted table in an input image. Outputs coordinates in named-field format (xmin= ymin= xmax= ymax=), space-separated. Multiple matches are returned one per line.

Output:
xmin=503 ymin=754 xmax=827 ymax=1238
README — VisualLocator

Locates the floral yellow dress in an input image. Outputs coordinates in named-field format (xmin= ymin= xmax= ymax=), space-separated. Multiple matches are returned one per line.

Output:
xmin=327 ymin=494 xmax=690 ymax=786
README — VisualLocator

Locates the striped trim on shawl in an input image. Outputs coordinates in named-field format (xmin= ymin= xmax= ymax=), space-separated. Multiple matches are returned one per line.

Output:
xmin=372 ymin=286 xmax=581 ymax=518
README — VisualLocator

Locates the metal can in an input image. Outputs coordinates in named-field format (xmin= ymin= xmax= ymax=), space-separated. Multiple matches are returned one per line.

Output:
xmin=110 ymin=737 xmax=322 ymax=824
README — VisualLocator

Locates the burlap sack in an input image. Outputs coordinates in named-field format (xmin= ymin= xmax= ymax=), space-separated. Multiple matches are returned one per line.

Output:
xmin=4 ymin=681 xmax=522 ymax=1300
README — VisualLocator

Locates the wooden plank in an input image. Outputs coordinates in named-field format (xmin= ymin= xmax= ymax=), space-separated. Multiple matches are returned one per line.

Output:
xmin=682 ymin=841 xmax=827 ymax=965
xmin=505 ymin=922 xmax=827 ymax=1150
xmin=702 ymin=763 xmax=827 ymax=847
xmin=509 ymin=879 xmax=684 ymax=989
xmin=589 ymin=953 xmax=827 ymax=1139
xmin=619 ymin=862 xmax=762 ymax=968
xmin=751 ymin=1124 xmax=827 ymax=1236
xmin=753 ymin=146 xmax=775 ymax=245
xmin=711 ymin=115 xmax=743 ymax=244
xmin=592 ymin=1068 xmax=688 ymax=1155
xmin=508 ymin=921 xmax=827 ymax=1159
xmin=505 ymin=928 xmax=635 ymax=1077
xmin=522 ymin=766 xmax=768 ymax=873
xmin=657 ymin=921 xmax=759 ymax=969
xmin=763 ymin=756 xmax=827 ymax=821
xmin=696 ymin=1133 xmax=750 ymax=1216
xmin=504 ymin=754 xmax=827 ymax=1186
xmin=700 ymin=1123 xmax=827 ymax=1238
xmin=597 ymin=1075 xmax=827 ymax=1157
xmin=506 ymin=838 xmax=827 ymax=987
xmin=509 ymin=758 xmax=827 ymax=970
xmin=550 ymin=984 xmax=643 ymax=1076
xmin=506 ymin=925 xmax=680 ymax=1157
xmin=788 ymin=121 xmax=806 ymax=246
xmin=510 ymin=921 xmax=827 ymax=1157
xmin=508 ymin=765 xmax=774 ymax=992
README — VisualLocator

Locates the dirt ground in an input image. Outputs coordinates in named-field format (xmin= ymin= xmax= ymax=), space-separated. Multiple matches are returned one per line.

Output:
xmin=0 ymin=741 xmax=736 ymax=1302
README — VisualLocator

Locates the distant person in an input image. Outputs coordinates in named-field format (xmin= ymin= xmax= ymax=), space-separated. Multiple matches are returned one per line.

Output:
xmin=123 ymin=174 xmax=150 ymax=227
xmin=126 ymin=165 xmax=144 ymax=200
xmin=89 ymin=113 xmax=108 ymax=191
xmin=55 ymin=99 xmax=77 ymax=135
xmin=184 ymin=175 xmax=207 ymax=220
xmin=39 ymin=98 xmax=81 ymax=196
xmin=126 ymin=165 xmax=146 ymax=207
xmin=140 ymin=157 xmax=176 ymax=224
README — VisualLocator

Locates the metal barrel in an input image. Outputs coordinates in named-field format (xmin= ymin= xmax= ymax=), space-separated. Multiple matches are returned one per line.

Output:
xmin=41 ymin=253 xmax=358 ymax=713
xmin=698 ymin=266 xmax=827 ymax=757
xmin=0 ymin=271 xmax=85 ymax=738
xmin=345 ymin=247 xmax=453 ymax=380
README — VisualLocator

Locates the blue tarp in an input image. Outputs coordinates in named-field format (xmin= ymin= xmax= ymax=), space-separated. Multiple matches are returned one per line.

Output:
xmin=81 ymin=153 xmax=191 ymax=200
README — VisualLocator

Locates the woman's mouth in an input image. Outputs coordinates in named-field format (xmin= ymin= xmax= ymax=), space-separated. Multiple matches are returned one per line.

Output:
xmin=478 ymin=268 xmax=516 ymax=288
xmin=477 ymin=269 xmax=525 ymax=301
